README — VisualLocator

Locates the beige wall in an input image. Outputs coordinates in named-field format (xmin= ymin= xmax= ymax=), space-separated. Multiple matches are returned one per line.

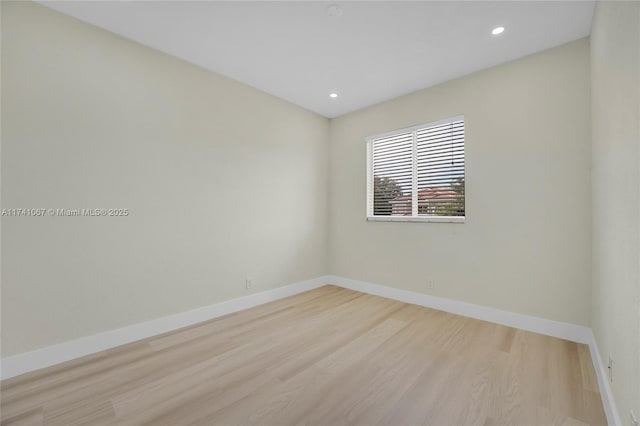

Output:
xmin=1 ymin=2 xmax=329 ymax=357
xmin=329 ymin=39 xmax=592 ymax=326
xmin=591 ymin=0 xmax=640 ymax=420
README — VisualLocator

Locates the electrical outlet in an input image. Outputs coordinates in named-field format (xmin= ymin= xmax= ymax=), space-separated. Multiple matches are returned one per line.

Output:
xmin=630 ymin=410 xmax=638 ymax=426
xmin=607 ymin=357 xmax=613 ymax=382
xmin=426 ymin=279 xmax=435 ymax=290
xmin=245 ymin=278 xmax=252 ymax=290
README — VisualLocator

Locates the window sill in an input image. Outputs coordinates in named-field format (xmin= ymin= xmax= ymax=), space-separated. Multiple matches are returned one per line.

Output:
xmin=366 ymin=216 xmax=465 ymax=223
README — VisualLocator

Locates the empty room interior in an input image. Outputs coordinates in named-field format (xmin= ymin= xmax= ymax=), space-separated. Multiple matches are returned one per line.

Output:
xmin=1 ymin=1 xmax=639 ymax=425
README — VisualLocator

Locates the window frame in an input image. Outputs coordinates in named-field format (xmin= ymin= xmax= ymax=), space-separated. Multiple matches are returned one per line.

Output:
xmin=366 ymin=116 xmax=465 ymax=223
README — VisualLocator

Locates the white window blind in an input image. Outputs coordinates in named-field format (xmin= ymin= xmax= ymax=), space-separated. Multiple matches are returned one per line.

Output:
xmin=366 ymin=116 xmax=465 ymax=222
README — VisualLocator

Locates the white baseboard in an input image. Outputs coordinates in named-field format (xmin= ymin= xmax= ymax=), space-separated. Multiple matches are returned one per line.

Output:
xmin=328 ymin=275 xmax=592 ymax=343
xmin=328 ymin=275 xmax=620 ymax=426
xmin=586 ymin=330 xmax=622 ymax=426
xmin=0 ymin=276 xmax=329 ymax=380
xmin=0 ymin=273 xmax=621 ymax=426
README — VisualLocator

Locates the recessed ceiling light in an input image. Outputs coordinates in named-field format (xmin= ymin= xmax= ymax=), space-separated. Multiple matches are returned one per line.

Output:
xmin=326 ymin=4 xmax=343 ymax=18
xmin=492 ymin=26 xmax=505 ymax=35
xmin=329 ymin=93 xmax=338 ymax=98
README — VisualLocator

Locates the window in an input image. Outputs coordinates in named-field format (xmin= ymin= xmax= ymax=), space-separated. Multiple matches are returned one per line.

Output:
xmin=366 ymin=116 xmax=465 ymax=222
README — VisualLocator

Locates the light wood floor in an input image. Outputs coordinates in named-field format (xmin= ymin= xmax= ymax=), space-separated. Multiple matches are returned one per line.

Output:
xmin=1 ymin=285 xmax=606 ymax=426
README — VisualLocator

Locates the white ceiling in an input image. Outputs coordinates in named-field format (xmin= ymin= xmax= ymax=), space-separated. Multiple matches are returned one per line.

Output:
xmin=40 ymin=1 xmax=594 ymax=118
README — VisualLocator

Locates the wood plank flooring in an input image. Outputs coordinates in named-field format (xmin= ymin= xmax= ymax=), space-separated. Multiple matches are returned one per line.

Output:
xmin=0 ymin=285 xmax=607 ymax=426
